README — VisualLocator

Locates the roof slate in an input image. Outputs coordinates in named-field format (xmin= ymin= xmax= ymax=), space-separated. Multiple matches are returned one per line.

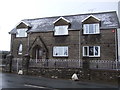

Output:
xmin=9 ymin=11 xmax=120 ymax=34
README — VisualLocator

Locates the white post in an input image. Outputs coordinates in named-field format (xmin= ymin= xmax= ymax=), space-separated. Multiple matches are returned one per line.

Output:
xmin=17 ymin=59 xmax=19 ymax=72
xmin=36 ymin=49 xmax=38 ymax=63
xmin=79 ymin=29 xmax=81 ymax=67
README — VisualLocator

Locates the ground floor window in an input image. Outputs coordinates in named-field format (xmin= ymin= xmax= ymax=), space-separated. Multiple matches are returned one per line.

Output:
xmin=53 ymin=46 xmax=68 ymax=57
xmin=83 ymin=46 xmax=100 ymax=57
xmin=18 ymin=44 xmax=23 ymax=55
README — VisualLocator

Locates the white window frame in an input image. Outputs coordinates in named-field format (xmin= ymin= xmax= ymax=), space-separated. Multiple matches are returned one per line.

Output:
xmin=18 ymin=44 xmax=23 ymax=55
xmin=83 ymin=46 xmax=100 ymax=57
xmin=83 ymin=23 xmax=100 ymax=34
xmin=54 ymin=25 xmax=68 ymax=36
xmin=16 ymin=28 xmax=27 ymax=37
xmin=53 ymin=46 xmax=68 ymax=57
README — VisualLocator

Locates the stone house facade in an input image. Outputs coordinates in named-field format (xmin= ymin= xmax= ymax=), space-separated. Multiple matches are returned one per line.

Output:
xmin=9 ymin=11 xmax=120 ymax=61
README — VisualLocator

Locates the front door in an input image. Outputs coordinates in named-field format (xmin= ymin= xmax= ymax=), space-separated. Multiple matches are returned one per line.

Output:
xmin=32 ymin=45 xmax=43 ymax=62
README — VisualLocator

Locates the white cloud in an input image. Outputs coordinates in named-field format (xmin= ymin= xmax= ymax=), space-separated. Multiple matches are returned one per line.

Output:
xmin=0 ymin=0 xmax=119 ymax=51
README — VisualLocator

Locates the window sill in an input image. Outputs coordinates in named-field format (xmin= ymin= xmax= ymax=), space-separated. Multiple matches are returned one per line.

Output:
xmin=16 ymin=36 xmax=27 ymax=38
xmin=18 ymin=54 xmax=22 ymax=56
xmin=53 ymin=55 xmax=68 ymax=57
xmin=54 ymin=34 xmax=69 ymax=37
xmin=83 ymin=33 xmax=100 ymax=35
xmin=83 ymin=56 xmax=100 ymax=58
xmin=16 ymin=37 xmax=28 ymax=38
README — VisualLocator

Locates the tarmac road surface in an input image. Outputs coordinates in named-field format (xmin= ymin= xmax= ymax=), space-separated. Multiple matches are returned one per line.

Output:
xmin=0 ymin=72 xmax=118 ymax=90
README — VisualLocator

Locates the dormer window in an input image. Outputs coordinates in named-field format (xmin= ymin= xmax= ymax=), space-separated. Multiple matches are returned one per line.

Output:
xmin=16 ymin=28 xmax=27 ymax=37
xmin=83 ymin=23 xmax=100 ymax=34
xmin=82 ymin=15 xmax=100 ymax=35
xmin=53 ymin=17 xmax=70 ymax=36
xmin=16 ymin=21 xmax=31 ymax=37
xmin=54 ymin=25 xmax=68 ymax=36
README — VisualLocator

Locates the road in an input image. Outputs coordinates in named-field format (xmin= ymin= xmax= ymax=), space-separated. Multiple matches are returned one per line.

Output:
xmin=0 ymin=72 xmax=118 ymax=89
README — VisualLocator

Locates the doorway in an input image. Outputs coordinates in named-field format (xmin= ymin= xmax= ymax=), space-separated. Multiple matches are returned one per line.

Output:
xmin=32 ymin=45 xmax=43 ymax=62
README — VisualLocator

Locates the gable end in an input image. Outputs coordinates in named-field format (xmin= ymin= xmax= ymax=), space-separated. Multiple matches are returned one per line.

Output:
xmin=16 ymin=21 xmax=31 ymax=29
xmin=82 ymin=15 xmax=100 ymax=24
xmin=53 ymin=17 xmax=70 ymax=26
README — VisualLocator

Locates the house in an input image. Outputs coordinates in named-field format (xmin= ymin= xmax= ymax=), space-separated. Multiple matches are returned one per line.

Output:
xmin=9 ymin=11 xmax=120 ymax=62
xmin=0 ymin=51 xmax=9 ymax=67
xmin=118 ymin=1 xmax=120 ymax=22
xmin=0 ymin=51 xmax=9 ymax=59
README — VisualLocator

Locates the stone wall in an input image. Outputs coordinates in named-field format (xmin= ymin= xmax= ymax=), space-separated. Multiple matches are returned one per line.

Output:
xmin=11 ymin=34 xmax=28 ymax=58
xmin=11 ymin=30 xmax=80 ymax=60
xmin=80 ymin=29 xmax=116 ymax=60
xmin=2 ymin=55 xmax=120 ymax=85
xmin=27 ymin=67 xmax=119 ymax=85
xmin=11 ymin=29 xmax=117 ymax=60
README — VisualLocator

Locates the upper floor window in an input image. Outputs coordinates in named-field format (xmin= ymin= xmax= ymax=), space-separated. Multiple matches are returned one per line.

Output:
xmin=18 ymin=44 xmax=23 ymax=55
xmin=82 ymin=15 xmax=100 ymax=35
xmin=53 ymin=46 xmax=68 ymax=57
xmin=83 ymin=23 xmax=100 ymax=34
xmin=16 ymin=21 xmax=31 ymax=37
xmin=53 ymin=17 xmax=70 ymax=36
xmin=54 ymin=25 xmax=68 ymax=36
xmin=16 ymin=28 xmax=27 ymax=37
xmin=83 ymin=46 xmax=100 ymax=57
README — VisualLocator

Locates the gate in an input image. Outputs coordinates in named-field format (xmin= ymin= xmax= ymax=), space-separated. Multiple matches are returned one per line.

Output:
xmin=12 ymin=58 xmax=22 ymax=72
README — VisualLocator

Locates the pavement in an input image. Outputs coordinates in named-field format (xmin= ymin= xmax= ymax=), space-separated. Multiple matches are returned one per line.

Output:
xmin=0 ymin=72 xmax=119 ymax=90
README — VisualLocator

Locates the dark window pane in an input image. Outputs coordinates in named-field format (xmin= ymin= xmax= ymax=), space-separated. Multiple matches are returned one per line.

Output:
xmin=84 ymin=47 xmax=88 ymax=56
xmin=89 ymin=46 xmax=94 ymax=56
xmin=95 ymin=46 xmax=98 ymax=55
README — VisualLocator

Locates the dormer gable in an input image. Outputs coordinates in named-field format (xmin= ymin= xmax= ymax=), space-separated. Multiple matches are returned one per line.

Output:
xmin=82 ymin=15 xmax=100 ymax=34
xmin=15 ymin=21 xmax=31 ymax=37
xmin=53 ymin=17 xmax=70 ymax=26
xmin=82 ymin=15 xmax=100 ymax=24
xmin=16 ymin=21 xmax=31 ymax=29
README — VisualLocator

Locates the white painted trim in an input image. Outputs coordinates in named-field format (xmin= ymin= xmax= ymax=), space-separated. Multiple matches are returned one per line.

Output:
xmin=83 ymin=23 xmax=100 ymax=34
xmin=82 ymin=15 xmax=101 ymax=23
xmin=16 ymin=28 xmax=27 ymax=37
xmin=53 ymin=46 xmax=68 ymax=57
xmin=53 ymin=17 xmax=70 ymax=24
xmin=83 ymin=46 xmax=100 ymax=57
xmin=15 ymin=21 xmax=31 ymax=28
xmin=54 ymin=25 xmax=68 ymax=36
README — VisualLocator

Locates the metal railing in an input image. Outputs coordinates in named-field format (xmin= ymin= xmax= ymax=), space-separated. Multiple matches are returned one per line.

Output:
xmin=90 ymin=60 xmax=120 ymax=70
xmin=29 ymin=59 xmax=83 ymax=68
xmin=3 ymin=58 xmax=120 ymax=70
xmin=29 ymin=59 xmax=120 ymax=70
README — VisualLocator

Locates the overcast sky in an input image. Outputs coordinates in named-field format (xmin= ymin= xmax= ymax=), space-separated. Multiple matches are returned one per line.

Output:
xmin=0 ymin=0 xmax=119 ymax=51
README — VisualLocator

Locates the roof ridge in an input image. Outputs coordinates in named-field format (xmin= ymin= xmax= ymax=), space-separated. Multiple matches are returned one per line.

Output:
xmin=23 ymin=11 xmax=117 ymax=21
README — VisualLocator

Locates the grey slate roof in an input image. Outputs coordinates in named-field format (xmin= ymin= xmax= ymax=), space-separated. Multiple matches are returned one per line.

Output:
xmin=9 ymin=11 xmax=120 ymax=34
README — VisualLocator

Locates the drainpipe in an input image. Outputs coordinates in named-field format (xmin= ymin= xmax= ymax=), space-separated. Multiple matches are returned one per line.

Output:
xmin=10 ymin=35 xmax=13 ymax=55
xmin=79 ymin=29 xmax=81 ymax=67
xmin=28 ymin=32 xmax=31 ymax=55
xmin=115 ymin=29 xmax=118 ymax=70
xmin=28 ymin=33 xmax=29 ymax=54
